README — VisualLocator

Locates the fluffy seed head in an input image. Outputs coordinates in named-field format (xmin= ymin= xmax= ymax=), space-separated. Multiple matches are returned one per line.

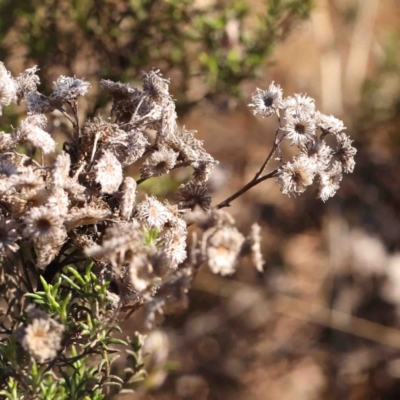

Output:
xmin=23 ymin=206 xmax=64 ymax=245
xmin=334 ymin=132 xmax=357 ymax=173
xmin=51 ymin=76 xmax=90 ymax=102
xmin=248 ymin=82 xmax=284 ymax=118
xmin=284 ymin=93 xmax=316 ymax=118
xmin=316 ymin=112 xmax=345 ymax=135
xmin=276 ymin=157 xmax=316 ymax=196
xmin=20 ymin=314 xmax=64 ymax=362
xmin=140 ymin=147 xmax=178 ymax=179
xmin=318 ymin=161 xmax=343 ymax=202
xmin=137 ymin=196 xmax=172 ymax=229
xmin=206 ymin=226 xmax=245 ymax=276
xmin=95 ymin=150 xmax=123 ymax=194
xmin=0 ymin=62 xmax=17 ymax=114
xmin=283 ymin=114 xmax=316 ymax=146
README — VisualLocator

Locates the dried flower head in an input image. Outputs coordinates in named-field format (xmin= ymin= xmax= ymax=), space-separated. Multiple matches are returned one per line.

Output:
xmin=0 ymin=62 xmax=17 ymax=115
xmin=163 ymin=228 xmax=187 ymax=268
xmin=192 ymin=160 xmax=217 ymax=183
xmin=19 ymin=309 xmax=64 ymax=362
xmin=318 ymin=161 xmax=343 ymax=202
xmin=51 ymin=76 xmax=90 ymax=103
xmin=0 ymin=132 xmax=15 ymax=152
xmin=248 ymin=82 xmax=283 ymax=117
xmin=95 ymin=150 xmax=123 ymax=194
xmin=140 ymin=147 xmax=178 ymax=179
xmin=15 ymin=65 xmax=40 ymax=103
xmin=299 ymin=139 xmax=332 ymax=171
xmin=276 ymin=156 xmax=316 ymax=196
xmin=25 ymin=91 xmax=55 ymax=115
xmin=284 ymin=93 xmax=316 ymax=118
xmin=7 ymin=186 xmax=48 ymax=216
xmin=205 ymin=226 xmax=245 ymax=276
xmin=316 ymin=111 xmax=345 ymax=135
xmin=283 ymin=113 xmax=316 ymax=146
xmin=65 ymin=205 xmax=111 ymax=229
xmin=10 ymin=166 xmax=44 ymax=190
xmin=36 ymin=242 xmax=63 ymax=269
xmin=334 ymin=132 xmax=357 ymax=173
xmin=177 ymin=181 xmax=211 ymax=211
xmin=137 ymin=196 xmax=172 ymax=229
xmin=142 ymin=69 xmax=171 ymax=102
xmin=23 ymin=206 xmax=64 ymax=245
xmin=19 ymin=117 xmax=55 ymax=154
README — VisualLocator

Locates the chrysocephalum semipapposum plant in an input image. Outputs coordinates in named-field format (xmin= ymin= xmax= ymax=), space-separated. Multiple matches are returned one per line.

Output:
xmin=0 ymin=63 xmax=356 ymax=398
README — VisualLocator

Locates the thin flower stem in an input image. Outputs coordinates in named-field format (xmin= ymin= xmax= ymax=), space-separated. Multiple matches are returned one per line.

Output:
xmin=255 ymin=120 xmax=283 ymax=179
xmin=215 ymin=168 xmax=280 ymax=209
xmin=216 ymin=122 xmax=283 ymax=209
xmin=37 ymin=92 xmax=76 ymax=127
xmin=68 ymin=100 xmax=81 ymax=137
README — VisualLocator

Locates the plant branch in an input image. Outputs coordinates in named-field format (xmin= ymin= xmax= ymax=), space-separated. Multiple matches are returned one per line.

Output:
xmin=254 ymin=124 xmax=283 ymax=179
xmin=215 ymin=168 xmax=280 ymax=209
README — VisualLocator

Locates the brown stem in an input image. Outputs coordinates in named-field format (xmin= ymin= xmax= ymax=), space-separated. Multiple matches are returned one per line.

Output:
xmin=215 ymin=122 xmax=284 ymax=209
xmin=215 ymin=168 xmax=280 ymax=209
xmin=68 ymin=100 xmax=81 ymax=137
xmin=254 ymin=121 xmax=284 ymax=178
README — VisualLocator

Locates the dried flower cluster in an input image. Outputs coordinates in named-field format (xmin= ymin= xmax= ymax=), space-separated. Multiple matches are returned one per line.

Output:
xmin=0 ymin=62 xmax=355 ymax=396
xmin=249 ymin=82 xmax=356 ymax=201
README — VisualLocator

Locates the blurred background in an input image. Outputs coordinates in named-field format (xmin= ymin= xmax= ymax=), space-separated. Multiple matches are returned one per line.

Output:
xmin=2 ymin=0 xmax=400 ymax=398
